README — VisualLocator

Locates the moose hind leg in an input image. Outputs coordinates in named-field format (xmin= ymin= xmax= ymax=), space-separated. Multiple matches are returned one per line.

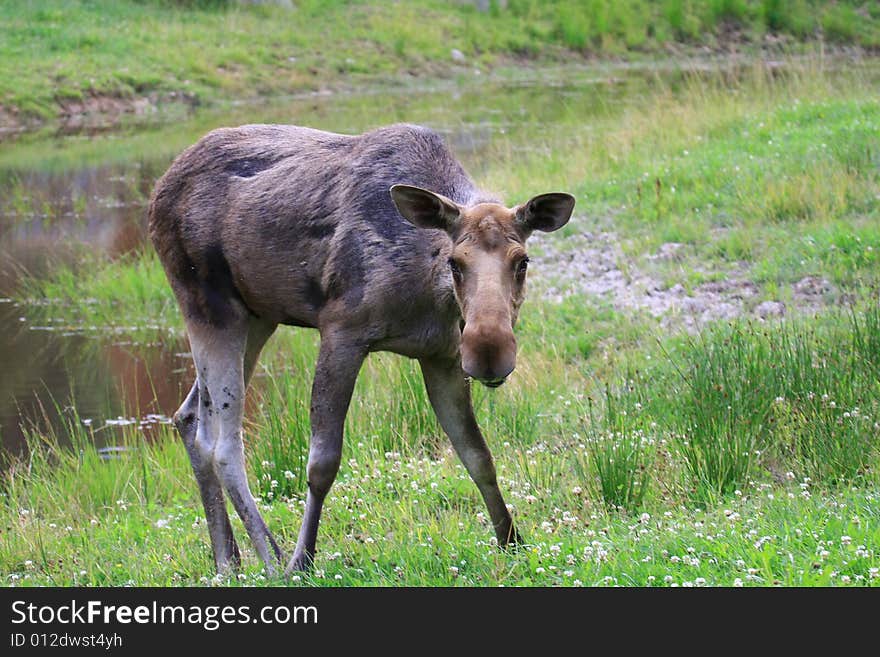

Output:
xmin=188 ymin=317 xmax=283 ymax=574
xmin=174 ymin=381 xmax=240 ymax=572
xmin=419 ymin=357 xmax=521 ymax=546
xmin=286 ymin=335 xmax=366 ymax=574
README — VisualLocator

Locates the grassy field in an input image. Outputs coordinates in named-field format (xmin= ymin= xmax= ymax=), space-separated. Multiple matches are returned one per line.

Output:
xmin=3 ymin=58 xmax=880 ymax=586
xmin=2 ymin=0 xmax=880 ymax=123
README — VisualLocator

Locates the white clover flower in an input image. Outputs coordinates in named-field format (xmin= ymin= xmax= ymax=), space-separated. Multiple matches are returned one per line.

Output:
xmin=733 ymin=578 xmax=743 ymax=587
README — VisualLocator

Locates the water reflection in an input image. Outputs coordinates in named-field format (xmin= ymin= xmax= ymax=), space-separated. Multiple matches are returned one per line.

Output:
xmin=0 ymin=296 xmax=192 ymax=456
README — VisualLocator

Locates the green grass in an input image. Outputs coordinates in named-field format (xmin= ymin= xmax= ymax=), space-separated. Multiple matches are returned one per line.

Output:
xmin=664 ymin=312 xmax=880 ymax=501
xmin=2 ymin=0 xmax=880 ymax=123
xmin=4 ymin=56 xmax=880 ymax=586
xmin=578 ymin=384 xmax=656 ymax=512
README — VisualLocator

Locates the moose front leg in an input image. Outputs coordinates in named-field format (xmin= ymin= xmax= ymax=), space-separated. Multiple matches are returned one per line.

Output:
xmin=286 ymin=334 xmax=366 ymax=574
xmin=419 ymin=357 xmax=521 ymax=546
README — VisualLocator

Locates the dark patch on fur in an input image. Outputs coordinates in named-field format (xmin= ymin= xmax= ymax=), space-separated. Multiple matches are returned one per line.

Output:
xmin=359 ymin=184 xmax=410 ymax=242
xmin=302 ymin=222 xmax=336 ymax=240
xmin=226 ymin=157 xmax=276 ymax=179
xmin=222 ymin=402 xmax=230 ymax=409
xmin=174 ymin=242 xmax=199 ymax=286
xmin=302 ymin=276 xmax=326 ymax=310
xmin=325 ymin=230 xmax=365 ymax=307
xmin=197 ymin=245 xmax=242 ymax=328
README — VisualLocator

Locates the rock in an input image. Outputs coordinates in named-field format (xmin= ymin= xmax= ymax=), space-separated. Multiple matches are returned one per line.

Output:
xmin=754 ymin=300 xmax=786 ymax=319
xmin=793 ymin=276 xmax=833 ymax=298
xmin=450 ymin=49 xmax=466 ymax=63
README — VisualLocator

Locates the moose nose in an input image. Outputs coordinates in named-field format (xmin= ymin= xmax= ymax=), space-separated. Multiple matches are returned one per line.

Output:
xmin=460 ymin=323 xmax=516 ymax=387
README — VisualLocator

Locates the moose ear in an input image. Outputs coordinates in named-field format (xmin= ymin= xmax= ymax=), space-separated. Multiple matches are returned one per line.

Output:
xmin=390 ymin=184 xmax=461 ymax=233
xmin=515 ymin=193 xmax=575 ymax=234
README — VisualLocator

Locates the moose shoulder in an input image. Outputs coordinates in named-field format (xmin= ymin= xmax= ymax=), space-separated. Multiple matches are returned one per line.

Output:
xmin=148 ymin=122 xmax=574 ymax=575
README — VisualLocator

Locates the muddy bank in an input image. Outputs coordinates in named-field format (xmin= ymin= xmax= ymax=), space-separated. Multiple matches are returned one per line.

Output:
xmin=0 ymin=91 xmax=201 ymax=139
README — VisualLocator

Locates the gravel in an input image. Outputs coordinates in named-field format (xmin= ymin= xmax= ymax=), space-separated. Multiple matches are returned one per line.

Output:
xmin=532 ymin=232 xmax=836 ymax=331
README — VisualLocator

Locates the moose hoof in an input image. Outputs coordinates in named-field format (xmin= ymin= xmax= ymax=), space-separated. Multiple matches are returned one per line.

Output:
xmin=285 ymin=552 xmax=314 ymax=577
xmin=499 ymin=527 xmax=525 ymax=551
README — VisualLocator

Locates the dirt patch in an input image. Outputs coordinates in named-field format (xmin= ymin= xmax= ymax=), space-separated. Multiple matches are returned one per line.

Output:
xmin=533 ymin=231 xmax=836 ymax=330
xmin=0 ymin=105 xmax=43 ymax=138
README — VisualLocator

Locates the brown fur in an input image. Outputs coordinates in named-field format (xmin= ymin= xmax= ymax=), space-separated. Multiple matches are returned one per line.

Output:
xmin=148 ymin=123 xmax=574 ymax=574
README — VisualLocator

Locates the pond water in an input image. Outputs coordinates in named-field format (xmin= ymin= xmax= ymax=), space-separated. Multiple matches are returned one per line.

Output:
xmin=0 ymin=59 xmax=814 ymax=458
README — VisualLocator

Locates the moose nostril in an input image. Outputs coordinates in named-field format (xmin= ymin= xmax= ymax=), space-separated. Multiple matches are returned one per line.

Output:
xmin=460 ymin=332 xmax=516 ymax=383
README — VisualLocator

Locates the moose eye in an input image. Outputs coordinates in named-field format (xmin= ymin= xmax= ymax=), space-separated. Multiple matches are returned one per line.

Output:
xmin=448 ymin=258 xmax=462 ymax=278
xmin=516 ymin=257 xmax=529 ymax=276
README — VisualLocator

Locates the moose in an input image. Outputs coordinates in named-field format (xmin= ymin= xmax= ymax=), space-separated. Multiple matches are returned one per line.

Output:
xmin=149 ymin=123 xmax=574 ymax=575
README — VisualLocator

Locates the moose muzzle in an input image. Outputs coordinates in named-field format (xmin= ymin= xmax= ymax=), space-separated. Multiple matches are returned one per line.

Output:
xmin=460 ymin=320 xmax=517 ymax=387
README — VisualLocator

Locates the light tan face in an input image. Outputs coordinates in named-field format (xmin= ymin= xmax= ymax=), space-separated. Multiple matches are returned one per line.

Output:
xmin=390 ymin=184 xmax=575 ymax=387
xmin=448 ymin=204 xmax=527 ymax=387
